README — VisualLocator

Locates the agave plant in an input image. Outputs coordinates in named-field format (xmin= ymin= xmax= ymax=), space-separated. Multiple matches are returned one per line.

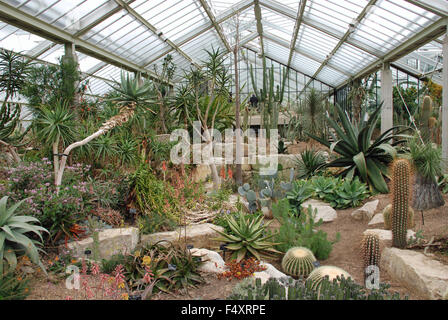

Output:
xmin=0 ymin=196 xmax=48 ymax=276
xmin=213 ymin=212 xmax=280 ymax=262
xmin=306 ymin=103 xmax=408 ymax=193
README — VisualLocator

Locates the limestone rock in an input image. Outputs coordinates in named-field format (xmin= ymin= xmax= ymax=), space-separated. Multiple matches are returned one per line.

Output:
xmin=382 ymin=204 xmax=415 ymax=229
xmin=253 ymin=261 xmax=288 ymax=284
xmin=368 ymin=213 xmax=384 ymax=226
xmin=301 ymin=199 xmax=337 ymax=223
xmin=141 ymin=223 xmax=224 ymax=249
xmin=363 ymin=229 xmax=415 ymax=241
xmin=189 ymin=248 xmax=227 ymax=274
xmin=382 ymin=248 xmax=448 ymax=299
xmin=351 ymin=200 xmax=379 ymax=221
xmin=63 ymin=227 xmax=139 ymax=261
xmin=192 ymin=164 xmax=211 ymax=182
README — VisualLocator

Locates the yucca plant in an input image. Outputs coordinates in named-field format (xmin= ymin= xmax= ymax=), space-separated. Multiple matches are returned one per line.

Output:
xmin=108 ymin=72 xmax=156 ymax=110
xmin=0 ymin=196 xmax=48 ymax=276
xmin=213 ymin=212 xmax=280 ymax=262
xmin=306 ymin=103 xmax=408 ymax=193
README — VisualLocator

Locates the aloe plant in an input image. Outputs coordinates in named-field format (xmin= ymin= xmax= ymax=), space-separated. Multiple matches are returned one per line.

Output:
xmin=306 ymin=103 xmax=408 ymax=193
xmin=0 ymin=196 xmax=48 ymax=276
xmin=213 ymin=212 xmax=280 ymax=262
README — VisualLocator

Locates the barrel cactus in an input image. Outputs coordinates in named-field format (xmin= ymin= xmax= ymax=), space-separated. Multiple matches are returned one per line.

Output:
xmin=382 ymin=204 xmax=415 ymax=230
xmin=391 ymin=159 xmax=411 ymax=248
xmin=361 ymin=234 xmax=380 ymax=282
xmin=281 ymin=247 xmax=316 ymax=278
xmin=306 ymin=266 xmax=352 ymax=291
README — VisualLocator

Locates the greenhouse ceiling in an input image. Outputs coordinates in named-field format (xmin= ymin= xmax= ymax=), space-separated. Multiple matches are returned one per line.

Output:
xmin=0 ymin=0 xmax=447 ymax=97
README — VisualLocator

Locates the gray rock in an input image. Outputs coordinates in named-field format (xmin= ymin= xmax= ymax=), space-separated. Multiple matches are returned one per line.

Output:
xmin=253 ymin=261 xmax=288 ymax=284
xmin=363 ymin=229 xmax=415 ymax=241
xmin=301 ymin=199 xmax=337 ymax=223
xmin=63 ymin=227 xmax=139 ymax=261
xmin=382 ymin=247 xmax=448 ymax=300
xmin=141 ymin=223 xmax=224 ymax=249
xmin=351 ymin=200 xmax=379 ymax=221
xmin=189 ymin=248 xmax=227 ymax=274
xmin=368 ymin=213 xmax=384 ymax=226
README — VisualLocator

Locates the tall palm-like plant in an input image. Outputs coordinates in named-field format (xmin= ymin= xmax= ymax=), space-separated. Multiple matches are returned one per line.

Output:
xmin=303 ymin=88 xmax=326 ymax=138
xmin=306 ymin=103 xmax=408 ymax=193
xmin=32 ymin=100 xmax=76 ymax=184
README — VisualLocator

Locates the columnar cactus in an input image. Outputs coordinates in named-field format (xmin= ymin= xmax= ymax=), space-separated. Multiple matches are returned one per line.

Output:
xmin=420 ymin=95 xmax=433 ymax=141
xmin=382 ymin=204 xmax=415 ymax=230
xmin=306 ymin=266 xmax=352 ymax=291
xmin=361 ymin=234 xmax=380 ymax=281
xmin=391 ymin=159 xmax=411 ymax=248
xmin=281 ymin=247 xmax=317 ymax=278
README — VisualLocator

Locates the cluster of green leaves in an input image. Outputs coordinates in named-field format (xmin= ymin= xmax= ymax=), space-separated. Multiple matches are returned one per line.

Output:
xmin=272 ymin=199 xmax=339 ymax=260
xmin=0 ymin=272 xmax=31 ymax=300
xmin=438 ymin=174 xmax=448 ymax=194
xmin=116 ymin=241 xmax=204 ymax=298
xmin=406 ymin=136 xmax=442 ymax=182
xmin=213 ymin=212 xmax=280 ymax=262
xmin=307 ymin=103 xmax=408 ymax=193
xmin=228 ymin=276 xmax=406 ymax=300
xmin=286 ymin=176 xmax=369 ymax=212
xmin=295 ymin=148 xmax=327 ymax=180
xmin=0 ymin=196 xmax=47 ymax=276
xmin=128 ymin=164 xmax=180 ymax=233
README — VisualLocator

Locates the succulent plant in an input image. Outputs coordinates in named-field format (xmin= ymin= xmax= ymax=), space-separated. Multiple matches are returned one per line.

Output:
xmin=306 ymin=266 xmax=352 ymax=291
xmin=238 ymin=183 xmax=258 ymax=213
xmin=361 ymin=234 xmax=381 ymax=282
xmin=390 ymin=159 xmax=411 ymax=248
xmin=281 ymin=247 xmax=317 ymax=278
xmin=382 ymin=204 xmax=415 ymax=230
xmin=280 ymin=168 xmax=295 ymax=193
xmin=420 ymin=95 xmax=433 ymax=142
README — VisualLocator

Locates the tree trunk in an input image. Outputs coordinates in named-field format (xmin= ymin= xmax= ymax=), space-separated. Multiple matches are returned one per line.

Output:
xmin=412 ymin=173 xmax=445 ymax=210
xmin=233 ymin=38 xmax=243 ymax=186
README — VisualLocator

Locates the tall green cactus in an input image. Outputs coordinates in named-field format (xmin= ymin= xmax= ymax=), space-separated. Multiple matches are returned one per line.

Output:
xmin=420 ymin=95 xmax=433 ymax=142
xmin=248 ymin=58 xmax=287 ymax=138
xmin=391 ymin=159 xmax=411 ymax=248
xmin=361 ymin=234 xmax=380 ymax=282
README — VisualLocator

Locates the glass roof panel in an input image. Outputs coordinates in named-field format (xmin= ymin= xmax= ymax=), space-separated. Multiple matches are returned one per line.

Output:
xmin=179 ymin=28 xmax=225 ymax=64
xmin=317 ymin=66 xmax=347 ymax=86
xmin=295 ymin=24 xmax=339 ymax=62
xmin=331 ymin=42 xmax=377 ymax=74
xmin=207 ymin=0 xmax=245 ymax=16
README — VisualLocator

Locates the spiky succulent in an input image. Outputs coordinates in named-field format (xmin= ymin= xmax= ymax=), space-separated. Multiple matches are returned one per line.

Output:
xmin=281 ymin=247 xmax=316 ymax=278
xmin=382 ymin=204 xmax=415 ymax=230
xmin=213 ymin=212 xmax=280 ymax=262
xmin=108 ymin=72 xmax=156 ymax=110
xmin=361 ymin=234 xmax=381 ymax=282
xmin=391 ymin=159 xmax=411 ymax=248
xmin=306 ymin=266 xmax=352 ymax=291
xmin=0 ymin=196 xmax=48 ymax=276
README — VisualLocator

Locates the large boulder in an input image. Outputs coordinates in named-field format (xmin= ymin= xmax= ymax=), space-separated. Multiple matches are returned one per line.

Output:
xmin=368 ymin=213 xmax=384 ymax=226
xmin=351 ymin=200 xmax=379 ymax=221
xmin=141 ymin=223 xmax=224 ymax=249
xmin=189 ymin=248 xmax=227 ymax=274
xmin=382 ymin=248 xmax=448 ymax=300
xmin=301 ymin=199 xmax=337 ymax=223
xmin=63 ymin=227 xmax=139 ymax=260
xmin=253 ymin=261 xmax=288 ymax=284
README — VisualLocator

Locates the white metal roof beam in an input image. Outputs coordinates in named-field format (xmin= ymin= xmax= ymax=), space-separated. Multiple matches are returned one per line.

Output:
xmin=404 ymin=0 xmax=448 ymax=17
xmin=299 ymin=0 xmax=377 ymax=97
xmin=262 ymin=32 xmax=350 ymax=76
xmin=0 ymin=1 xmax=170 ymax=84
xmin=336 ymin=18 xmax=447 ymax=90
xmin=114 ymin=0 xmax=200 ymax=69
xmin=198 ymin=0 xmax=232 ymax=52
xmin=287 ymin=0 xmax=307 ymax=68
xmin=142 ymin=0 xmax=254 ymax=67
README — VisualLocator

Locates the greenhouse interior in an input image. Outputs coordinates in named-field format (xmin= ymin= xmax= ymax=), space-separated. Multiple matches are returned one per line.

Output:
xmin=0 ymin=0 xmax=448 ymax=302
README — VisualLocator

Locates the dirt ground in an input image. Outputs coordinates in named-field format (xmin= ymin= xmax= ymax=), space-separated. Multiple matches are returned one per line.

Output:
xmin=26 ymin=193 xmax=448 ymax=300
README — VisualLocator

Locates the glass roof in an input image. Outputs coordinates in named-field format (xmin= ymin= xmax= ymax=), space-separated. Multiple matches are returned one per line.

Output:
xmin=0 ymin=0 xmax=446 ymax=97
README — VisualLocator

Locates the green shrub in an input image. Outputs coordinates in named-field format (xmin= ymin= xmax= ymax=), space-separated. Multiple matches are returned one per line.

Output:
xmin=0 ymin=272 xmax=31 ymax=300
xmin=272 ymin=199 xmax=339 ymax=260
xmin=295 ymin=148 xmax=326 ymax=180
